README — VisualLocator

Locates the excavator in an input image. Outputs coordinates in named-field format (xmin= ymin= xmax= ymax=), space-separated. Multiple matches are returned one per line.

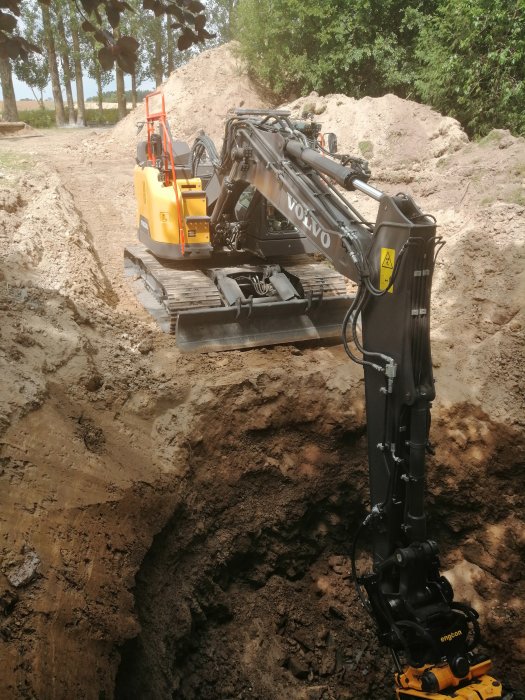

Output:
xmin=125 ymin=91 xmax=508 ymax=699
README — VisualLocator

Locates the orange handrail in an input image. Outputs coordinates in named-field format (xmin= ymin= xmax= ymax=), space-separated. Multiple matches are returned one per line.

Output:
xmin=144 ymin=90 xmax=186 ymax=255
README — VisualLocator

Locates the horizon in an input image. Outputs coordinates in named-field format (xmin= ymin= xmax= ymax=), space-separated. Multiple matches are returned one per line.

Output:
xmin=4 ymin=74 xmax=156 ymax=103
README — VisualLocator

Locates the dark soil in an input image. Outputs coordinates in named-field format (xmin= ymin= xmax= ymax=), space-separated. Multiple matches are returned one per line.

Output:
xmin=114 ymin=411 xmax=525 ymax=700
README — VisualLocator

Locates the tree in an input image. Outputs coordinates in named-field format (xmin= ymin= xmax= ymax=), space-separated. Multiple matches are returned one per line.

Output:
xmin=13 ymin=0 xmax=48 ymax=109
xmin=118 ymin=0 xmax=146 ymax=107
xmin=41 ymin=3 xmax=66 ymax=125
xmin=114 ymin=27 xmax=126 ymax=118
xmin=0 ymin=57 xmax=18 ymax=120
xmin=68 ymin=0 xmax=86 ymax=125
xmin=206 ymin=0 xmax=238 ymax=43
xmin=1 ymin=0 xmax=214 ymax=76
xmin=14 ymin=51 xmax=49 ymax=108
xmin=152 ymin=15 xmax=164 ymax=86
xmin=55 ymin=8 xmax=76 ymax=124
xmin=415 ymin=0 xmax=525 ymax=137
xmin=85 ymin=35 xmax=112 ymax=114
xmin=235 ymin=0 xmax=434 ymax=98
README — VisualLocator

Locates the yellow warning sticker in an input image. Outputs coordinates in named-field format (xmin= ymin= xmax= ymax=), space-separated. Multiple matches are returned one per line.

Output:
xmin=380 ymin=247 xmax=395 ymax=293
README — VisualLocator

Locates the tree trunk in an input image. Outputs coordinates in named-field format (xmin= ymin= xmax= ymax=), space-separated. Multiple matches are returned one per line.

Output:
xmin=29 ymin=86 xmax=45 ymax=110
xmin=154 ymin=18 xmax=163 ymax=87
xmin=131 ymin=72 xmax=137 ymax=109
xmin=226 ymin=0 xmax=237 ymax=40
xmin=115 ymin=65 xmax=126 ymax=120
xmin=114 ymin=27 xmax=127 ymax=120
xmin=166 ymin=16 xmax=174 ymax=75
xmin=96 ymin=71 xmax=103 ymax=114
xmin=69 ymin=1 xmax=86 ymax=126
xmin=57 ymin=14 xmax=76 ymax=125
xmin=0 ymin=58 xmax=18 ymax=121
xmin=41 ymin=4 xmax=66 ymax=126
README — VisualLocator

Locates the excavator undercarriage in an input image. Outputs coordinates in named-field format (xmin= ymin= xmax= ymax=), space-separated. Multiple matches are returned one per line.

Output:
xmin=124 ymin=244 xmax=352 ymax=351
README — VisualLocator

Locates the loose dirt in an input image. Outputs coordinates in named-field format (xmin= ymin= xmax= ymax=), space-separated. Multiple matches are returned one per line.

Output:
xmin=107 ymin=42 xmax=271 ymax=152
xmin=0 ymin=42 xmax=524 ymax=700
xmin=0 ymin=121 xmax=41 ymax=139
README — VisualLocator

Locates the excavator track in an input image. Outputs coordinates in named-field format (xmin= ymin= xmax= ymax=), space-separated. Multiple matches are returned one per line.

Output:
xmin=274 ymin=256 xmax=348 ymax=298
xmin=124 ymin=244 xmax=222 ymax=332
xmin=125 ymin=244 xmax=353 ymax=350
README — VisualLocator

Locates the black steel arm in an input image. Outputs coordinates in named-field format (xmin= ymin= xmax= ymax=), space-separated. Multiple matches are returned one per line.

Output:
xmin=191 ymin=112 xmax=490 ymax=684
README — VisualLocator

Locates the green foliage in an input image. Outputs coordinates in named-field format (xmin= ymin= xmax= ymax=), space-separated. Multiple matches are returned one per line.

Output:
xmin=234 ymin=0 xmax=525 ymax=137
xmin=18 ymin=109 xmax=55 ymax=128
xmin=13 ymin=52 xmax=48 ymax=105
xmin=415 ymin=0 xmax=525 ymax=137
xmin=18 ymin=107 xmax=123 ymax=128
xmin=235 ymin=0 xmax=434 ymax=98
xmin=12 ymin=0 xmax=48 ymax=105
xmin=206 ymin=0 xmax=238 ymax=43
xmin=86 ymin=89 xmax=150 ymax=102
xmin=84 ymin=108 xmax=123 ymax=124
xmin=358 ymin=140 xmax=374 ymax=158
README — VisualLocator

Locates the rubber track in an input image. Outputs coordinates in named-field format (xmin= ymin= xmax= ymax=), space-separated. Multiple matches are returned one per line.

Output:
xmin=278 ymin=257 xmax=348 ymax=298
xmin=125 ymin=245 xmax=222 ymax=332
xmin=125 ymin=245 xmax=349 ymax=334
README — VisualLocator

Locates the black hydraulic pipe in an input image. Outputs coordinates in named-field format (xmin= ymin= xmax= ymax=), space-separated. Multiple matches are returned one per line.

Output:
xmin=284 ymin=141 xmax=382 ymax=201
xmin=405 ymin=399 xmax=429 ymax=542
xmin=285 ymin=140 xmax=358 ymax=190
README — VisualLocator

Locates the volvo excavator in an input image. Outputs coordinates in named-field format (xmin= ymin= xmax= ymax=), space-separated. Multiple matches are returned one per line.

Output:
xmin=125 ymin=91 xmax=508 ymax=699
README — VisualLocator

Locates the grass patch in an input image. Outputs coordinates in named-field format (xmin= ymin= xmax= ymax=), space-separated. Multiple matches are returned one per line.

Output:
xmin=436 ymin=156 xmax=451 ymax=169
xmin=300 ymin=101 xmax=326 ymax=117
xmin=477 ymin=130 xmax=504 ymax=147
xmin=506 ymin=187 xmax=525 ymax=206
xmin=0 ymin=151 xmax=33 ymax=172
xmin=358 ymin=140 xmax=374 ymax=158
xmin=0 ymin=151 xmax=34 ymax=188
xmin=513 ymin=162 xmax=525 ymax=177
xmin=17 ymin=108 xmax=125 ymax=129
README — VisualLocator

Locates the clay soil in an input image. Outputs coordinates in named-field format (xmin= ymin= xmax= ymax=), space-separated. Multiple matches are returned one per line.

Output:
xmin=0 ymin=44 xmax=524 ymax=700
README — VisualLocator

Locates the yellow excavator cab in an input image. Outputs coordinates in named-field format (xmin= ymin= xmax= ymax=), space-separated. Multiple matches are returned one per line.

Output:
xmin=133 ymin=165 xmax=212 ymax=259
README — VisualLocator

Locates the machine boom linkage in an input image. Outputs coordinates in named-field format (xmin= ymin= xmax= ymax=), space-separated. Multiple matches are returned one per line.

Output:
xmin=130 ymin=104 xmax=504 ymax=698
xmin=196 ymin=110 xmax=503 ymax=699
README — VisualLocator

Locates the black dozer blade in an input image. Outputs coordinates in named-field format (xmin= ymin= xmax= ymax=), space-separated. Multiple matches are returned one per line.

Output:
xmin=176 ymin=295 xmax=353 ymax=352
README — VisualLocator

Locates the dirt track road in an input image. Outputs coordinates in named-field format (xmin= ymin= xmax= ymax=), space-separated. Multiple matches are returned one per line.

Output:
xmin=16 ymin=128 xmax=146 ymax=316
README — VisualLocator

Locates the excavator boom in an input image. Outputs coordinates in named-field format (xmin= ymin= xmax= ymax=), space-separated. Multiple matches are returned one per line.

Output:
xmin=126 ymin=97 xmax=504 ymax=699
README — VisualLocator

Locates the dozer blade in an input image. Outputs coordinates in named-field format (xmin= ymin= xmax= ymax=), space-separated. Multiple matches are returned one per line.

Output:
xmin=176 ymin=295 xmax=353 ymax=352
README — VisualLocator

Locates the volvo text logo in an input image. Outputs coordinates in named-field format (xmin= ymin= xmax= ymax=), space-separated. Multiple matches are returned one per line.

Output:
xmin=287 ymin=194 xmax=331 ymax=249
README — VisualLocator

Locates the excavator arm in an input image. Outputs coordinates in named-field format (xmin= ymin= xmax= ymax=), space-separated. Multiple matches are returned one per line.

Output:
xmin=191 ymin=110 xmax=504 ymax=699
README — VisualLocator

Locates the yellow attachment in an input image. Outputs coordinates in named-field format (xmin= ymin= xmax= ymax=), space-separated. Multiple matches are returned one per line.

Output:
xmin=395 ymin=659 xmax=502 ymax=699
xmin=133 ymin=165 xmax=211 ymax=249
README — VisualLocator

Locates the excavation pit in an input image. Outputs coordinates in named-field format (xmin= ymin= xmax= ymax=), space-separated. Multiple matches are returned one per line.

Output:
xmin=111 ymin=397 xmax=524 ymax=700
xmin=113 ymin=420 xmax=388 ymax=700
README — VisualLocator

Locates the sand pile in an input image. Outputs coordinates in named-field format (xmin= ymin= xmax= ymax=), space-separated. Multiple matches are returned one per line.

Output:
xmin=282 ymin=92 xmax=468 ymax=174
xmin=1 ymin=171 xmax=108 ymax=299
xmin=0 ymin=122 xmax=41 ymax=139
xmin=108 ymin=42 xmax=271 ymax=152
xmin=279 ymin=92 xmax=525 ymax=428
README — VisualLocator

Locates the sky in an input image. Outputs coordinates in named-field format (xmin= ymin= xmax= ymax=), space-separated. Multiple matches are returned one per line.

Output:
xmin=9 ymin=74 xmax=155 ymax=102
